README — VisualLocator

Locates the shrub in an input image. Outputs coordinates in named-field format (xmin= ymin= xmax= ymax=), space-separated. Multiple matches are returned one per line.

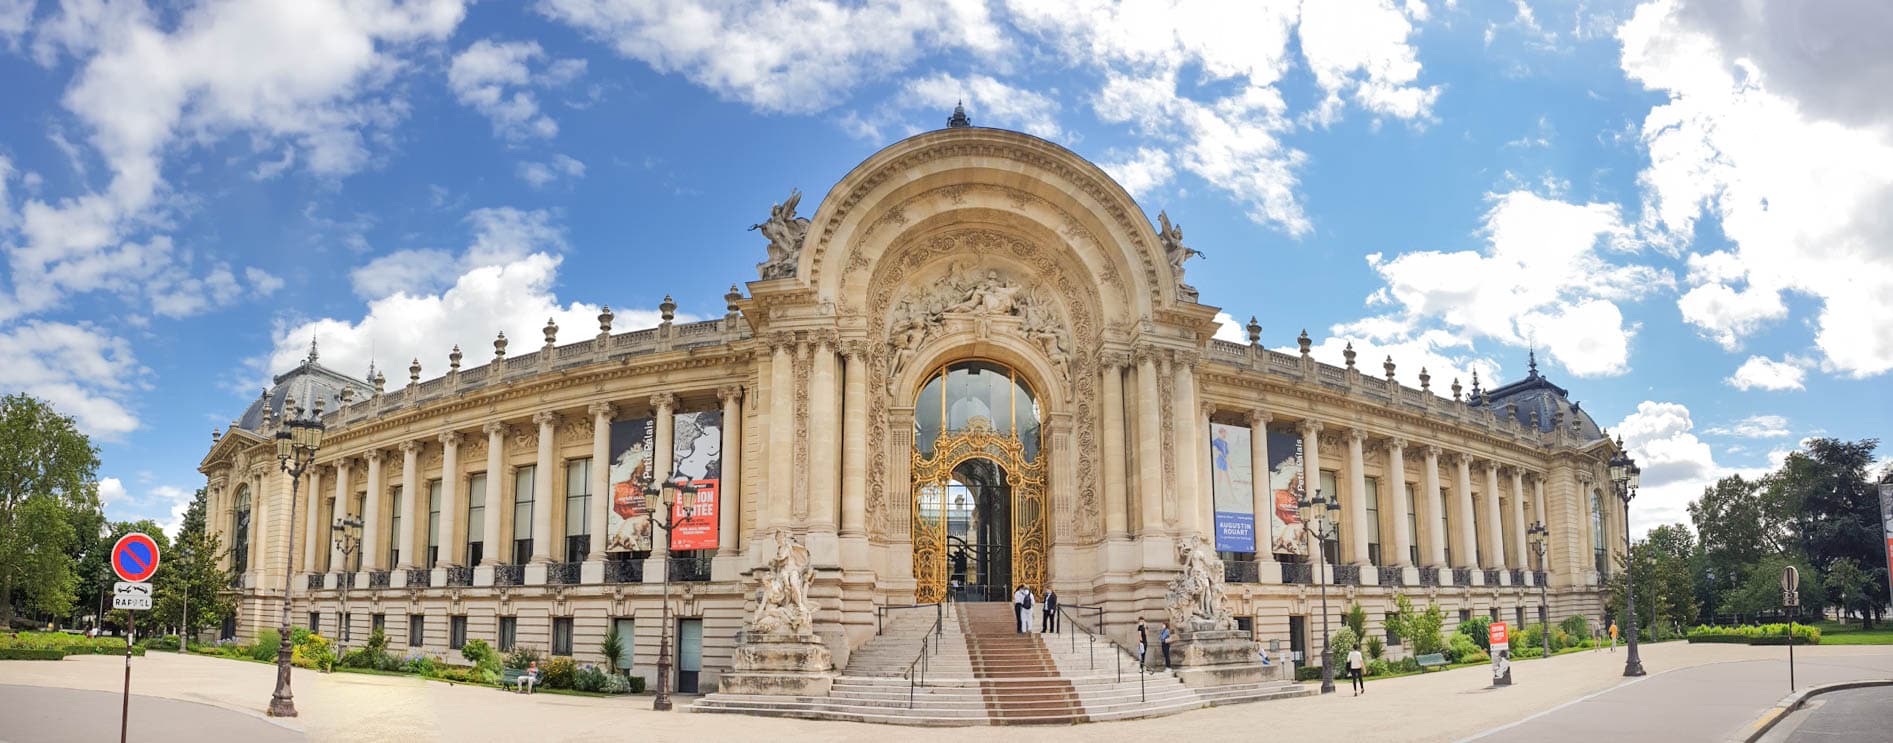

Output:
xmin=503 ymin=645 xmax=543 ymax=671
xmin=601 ymin=626 xmax=626 ymax=675
xmin=1385 ymin=595 xmax=1448 ymax=656
xmin=0 ymin=648 xmax=67 ymax=660
xmin=1511 ymin=645 xmax=1543 ymax=659
xmin=1343 ymin=602 xmax=1367 ymax=639
xmin=1517 ymin=624 xmax=1544 ymax=653
xmin=402 ymin=654 xmax=438 ymax=676
xmin=339 ymin=648 xmax=377 ymax=669
xmin=291 ymin=633 xmax=335 ymax=672
xmin=1560 ymin=615 xmax=1591 ymax=642
xmin=461 ymin=639 xmax=494 ymax=666
xmin=365 ymin=627 xmax=390 ymax=657
xmin=1397 ymin=656 xmax=1421 ymax=673
xmin=1456 ymin=617 xmax=1491 ymax=651
xmin=575 ymin=665 xmax=608 ymax=693
xmin=1295 ymin=665 xmax=1324 ymax=682
xmin=1328 ymin=627 xmax=1360 ymax=671
xmin=542 ymin=656 xmax=578 ymax=689
xmin=251 ymin=629 xmax=281 ymax=662
xmin=1447 ymin=633 xmax=1482 ymax=663
xmin=140 ymin=635 xmax=181 ymax=651
xmin=1365 ymin=658 xmax=1393 ymax=677
xmin=1364 ymin=635 xmax=1385 ymax=660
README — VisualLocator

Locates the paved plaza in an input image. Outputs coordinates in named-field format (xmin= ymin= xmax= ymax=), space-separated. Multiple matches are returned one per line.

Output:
xmin=1 ymin=643 xmax=1889 ymax=742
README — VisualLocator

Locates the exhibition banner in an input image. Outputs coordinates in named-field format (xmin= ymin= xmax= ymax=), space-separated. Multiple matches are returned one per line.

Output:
xmin=607 ymin=418 xmax=656 ymax=552
xmin=669 ymin=411 xmax=724 ymax=551
xmin=1210 ymin=422 xmax=1256 ymax=552
xmin=1266 ymin=427 xmax=1308 ymax=556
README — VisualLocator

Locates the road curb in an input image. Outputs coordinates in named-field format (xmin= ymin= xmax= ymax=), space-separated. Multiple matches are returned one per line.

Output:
xmin=1738 ymin=679 xmax=1893 ymax=742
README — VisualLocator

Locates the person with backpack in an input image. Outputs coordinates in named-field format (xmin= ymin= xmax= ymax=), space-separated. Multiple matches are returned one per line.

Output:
xmin=1013 ymin=584 xmax=1034 ymax=633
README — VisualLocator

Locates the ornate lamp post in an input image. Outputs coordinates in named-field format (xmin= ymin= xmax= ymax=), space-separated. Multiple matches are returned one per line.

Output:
xmin=639 ymin=472 xmax=702 ymax=711
xmin=330 ymin=516 xmax=362 ymax=651
xmin=1528 ymin=521 xmax=1551 ymax=658
xmin=268 ymin=400 xmax=326 ymax=718
xmin=1298 ymin=487 xmax=1342 ymax=694
xmin=1608 ymin=444 xmax=1646 ymax=677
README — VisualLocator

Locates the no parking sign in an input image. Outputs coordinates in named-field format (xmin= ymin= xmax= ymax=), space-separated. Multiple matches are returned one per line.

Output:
xmin=112 ymin=533 xmax=160 ymax=583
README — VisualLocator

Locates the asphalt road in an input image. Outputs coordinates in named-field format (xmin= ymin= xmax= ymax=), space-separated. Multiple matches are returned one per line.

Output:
xmin=1465 ymin=654 xmax=1893 ymax=743
xmin=1762 ymin=685 xmax=1893 ymax=742
xmin=0 ymin=684 xmax=304 ymax=743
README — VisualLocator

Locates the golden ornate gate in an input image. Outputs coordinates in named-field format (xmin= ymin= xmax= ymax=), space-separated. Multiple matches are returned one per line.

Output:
xmin=912 ymin=417 xmax=1047 ymax=603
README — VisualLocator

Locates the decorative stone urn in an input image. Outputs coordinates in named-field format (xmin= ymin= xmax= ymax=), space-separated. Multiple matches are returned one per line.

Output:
xmin=1164 ymin=535 xmax=1267 ymax=688
xmin=716 ymin=532 xmax=837 ymax=695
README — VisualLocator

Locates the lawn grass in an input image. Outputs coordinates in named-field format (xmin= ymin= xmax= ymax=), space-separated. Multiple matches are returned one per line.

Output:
xmin=1807 ymin=620 xmax=1893 ymax=645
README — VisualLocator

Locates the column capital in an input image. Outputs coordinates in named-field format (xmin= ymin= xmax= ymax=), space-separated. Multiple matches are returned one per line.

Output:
xmin=1423 ymin=444 xmax=1442 ymax=459
xmin=1345 ymin=427 xmax=1367 ymax=444
xmin=768 ymin=331 xmax=796 ymax=353
xmin=398 ymin=439 xmax=422 ymax=454
xmin=839 ymin=339 xmax=869 ymax=359
xmin=1248 ymin=409 xmax=1273 ymax=426
xmin=1200 ymin=401 xmax=1217 ymax=418
xmin=1169 ymin=348 xmax=1200 ymax=369
xmin=649 ymin=391 xmax=678 ymax=413
xmin=718 ymin=385 xmax=745 ymax=404
xmin=438 ymin=430 xmax=461 ymax=447
xmin=363 ymin=448 xmax=384 ymax=464
xmin=532 ymin=410 xmax=561 ymax=428
xmin=812 ymin=329 xmax=840 ymax=349
xmin=482 ymin=421 xmax=507 ymax=436
xmin=1100 ymin=349 xmax=1132 ymax=369
xmin=1385 ymin=436 xmax=1408 ymax=452
xmin=1297 ymin=419 xmax=1323 ymax=436
xmin=587 ymin=401 xmax=616 ymax=419
xmin=1131 ymin=344 xmax=1161 ymax=366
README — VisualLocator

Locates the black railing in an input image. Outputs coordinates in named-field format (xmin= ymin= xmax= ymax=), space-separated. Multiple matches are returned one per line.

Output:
xmin=339 ymin=572 xmax=357 ymax=590
xmin=1483 ymin=569 xmax=1502 ymax=586
xmin=1225 ymin=560 xmax=1260 ymax=584
xmin=1452 ymin=567 xmax=1473 ymax=585
xmin=1419 ymin=566 xmax=1440 ymax=587
xmin=1509 ymin=569 xmax=1526 ymax=586
xmin=1377 ymin=567 xmax=1402 ymax=586
xmin=494 ymin=564 xmax=524 ymax=587
xmin=306 ymin=573 xmax=325 ymax=590
xmin=668 ymin=556 xmax=712 ymax=582
xmin=368 ymin=571 xmax=391 ymax=589
xmin=549 ymin=562 xmax=581 ymax=585
xmin=1333 ymin=565 xmax=1361 ymax=585
xmin=605 ymin=559 xmax=643 ymax=583
xmin=1282 ymin=562 xmax=1313 ymax=584
xmin=1533 ymin=570 xmax=1548 ymax=587
xmin=446 ymin=566 xmax=473 ymax=587
xmin=406 ymin=568 xmax=431 ymax=588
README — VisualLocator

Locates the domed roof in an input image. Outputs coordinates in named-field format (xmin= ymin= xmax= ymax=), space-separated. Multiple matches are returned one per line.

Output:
xmin=235 ymin=341 xmax=374 ymax=432
xmin=1475 ymin=351 xmax=1604 ymax=441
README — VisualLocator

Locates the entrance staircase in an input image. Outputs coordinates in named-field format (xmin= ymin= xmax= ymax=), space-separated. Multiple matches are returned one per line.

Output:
xmin=690 ymin=603 xmax=1309 ymax=725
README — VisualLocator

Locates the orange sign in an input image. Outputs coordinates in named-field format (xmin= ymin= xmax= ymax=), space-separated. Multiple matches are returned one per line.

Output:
xmin=1489 ymin=622 xmax=1509 ymax=648
xmin=669 ymin=480 xmax=720 ymax=551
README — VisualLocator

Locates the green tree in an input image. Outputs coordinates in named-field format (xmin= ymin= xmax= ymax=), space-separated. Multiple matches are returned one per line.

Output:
xmin=1822 ymin=558 xmax=1873 ymax=625
xmin=153 ymin=489 xmax=234 ymax=640
xmin=1384 ymin=594 xmax=1446 ymax=656
xmin=1342 ymin=601 xmax=1367 ymax=639
xmin=1775 ymin=439 xmax=1885 ymax=627
xmin=0 ymin=394 xmax=102 ymax=626
xmin=1689 ymin=475 xmax=1791 ymax=620
xmin=1607 ymin=527 xmax=1700 ymax=639
xmin=100 ymin=520 xmax=171 ymax=630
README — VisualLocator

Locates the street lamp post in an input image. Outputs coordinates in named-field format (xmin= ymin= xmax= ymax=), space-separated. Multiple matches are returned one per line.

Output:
xmin=1608 ymin=443 xmax=1645 ymax=677
xmin=638 ymin=472 xmax=702 ymax=712
xmin=1528 ymin=521 xmax=1550 ymax=658
xmin=1298 ymin=487 xmax=1342 ymax=694
xmin=331 ymin=517 xmax=362 ymax=652
xmin=268 ymin=399 xmax=326 ymax=718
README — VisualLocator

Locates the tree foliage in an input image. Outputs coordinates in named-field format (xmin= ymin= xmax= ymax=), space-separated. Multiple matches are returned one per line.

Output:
xmin=0 ymin=394 xmax=102 ymax=626
xmin=1607 ymin=524 xmax=1699 ymax=637
xmin=153 ymin=489 xmax=234 ymax=639
xmin=1383 ymin=594 xmax=1446 ymax=656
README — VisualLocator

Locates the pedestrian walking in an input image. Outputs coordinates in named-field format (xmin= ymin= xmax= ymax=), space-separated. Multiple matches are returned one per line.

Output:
xmin=1013 ymin=584 xmax=1034 ymax=633
xmin=1161 ymin=625 xmax=1173 ymax=669
xmin=1137 ymin=619 xmax=1148 ymax=671
xmin=1041 ymin=588 xmax=1059 ymax=634
xmin=1347 ymin=646 xmax=1365 ymax=695
xmin=1609 ymin=620 xmax=1618 ymax=652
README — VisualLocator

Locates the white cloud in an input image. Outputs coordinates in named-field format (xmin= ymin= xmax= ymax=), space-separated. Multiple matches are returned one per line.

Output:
xmin=1703 ymin=414 xmax=1790 ymax=439
xmin=1614 ymin=400 xmax=1719 ymax=533
xmin=1297 ymin=0 xmax=1440 ymax=125
xmin=150 ymin=485 xmax=193 ymax=539
xmin=1620 ymin=0 xmax=1893 ymax=378
xmin=349 ymin=207 xmax=565 ymax=300
xmin=516 ymin=154 xmax=587 ymax=188
xmin=1099 ymin=147 xmax=1175 ymax=199
xmin=0 ymin=320 xmax=142 ymax=439
xmin=1725 ymin=355 xmax=1806 ymax=391
xmin=1301 ymin=320 xmax=1502 ymax=394
xmin=98 ymin=477 xmax=127 ymax=506
xmin=447 ymin=39 xmax=586 ymax=140
xmin=1211 ymin=312 xmax=1247 ymax=344
xmin=873 ymin=73 xmax=1064 ymax=140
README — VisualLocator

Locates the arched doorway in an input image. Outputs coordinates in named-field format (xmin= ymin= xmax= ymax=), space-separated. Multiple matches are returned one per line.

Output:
xmin=912 ymin=360 xmax=1047 ymax=603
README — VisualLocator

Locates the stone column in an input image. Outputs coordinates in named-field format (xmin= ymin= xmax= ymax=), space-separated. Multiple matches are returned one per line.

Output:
xmin=1453 ymin=454 xmax=1477 ymax=569
xmin=1167 ymin=353 xmax=1198 ymax=529
xmin=1510 ymin=468 xmax=1528 ymax=569
xmin=1298 ymin=420 xmax=1323 ymax=563
xmin=650 ymin=393 xmax=677 ymax=558
xmin=1422 ymin=446 xmax=1445 ymax=567
xmin=586 ymin=403 xmax=615 ymax=561
xmin=397 ymin=440 xmax=420 ymax=570
xmin=1344 ymin=428 xmax=1370 ymax=565
xmin=1386 ymin=439 xmax=1411 ymax=567
xmin=1533 ymin=475 xmax=1547 ymax=532
xmin=531 ymin=411 xmax=559 ymax=564
xmin=1134 ymin=348 xmax=1165 ymax=534
xmin=482 ymin=422 xmax=506 ymax=566
xmin=1482 ymin=461 xmax=1504 ymax=569
xmin=330 ymin=459 xmax=351 ymax=573
xmin=766 ymin=336 xmax=795 ymax=532
xmin=1101 ymin=354 xmax=1129 ymax=539
xmin=1248 ymin=410 xmax=1274 ymax=561
xmin=362 ymin=449 xmax=385 ymax=571
xmin=719 ymin=387 xmax=746 ymax=549
xmin=1199 ymin=400 xmax=1216 ymax=534
xmin=438 ymin=432 xmax=462 ymax=566
xmin=303 ymin=466 xmax=324 ymax=575
xmin=810 ymin=334 xmax=840 ymax=531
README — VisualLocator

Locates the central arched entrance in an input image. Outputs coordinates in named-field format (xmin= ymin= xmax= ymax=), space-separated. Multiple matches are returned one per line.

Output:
xmin=912 ymin=360 xmax=1047 ymax=604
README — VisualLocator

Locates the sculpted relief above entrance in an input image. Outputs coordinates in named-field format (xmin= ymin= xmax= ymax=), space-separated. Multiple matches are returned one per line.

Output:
xmin=885 ymin=262 xmax=1073 ymax=392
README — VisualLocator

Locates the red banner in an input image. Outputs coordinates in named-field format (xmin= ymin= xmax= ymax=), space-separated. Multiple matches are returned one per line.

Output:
xmin=669 ymin=480 xmax=720 ymax=551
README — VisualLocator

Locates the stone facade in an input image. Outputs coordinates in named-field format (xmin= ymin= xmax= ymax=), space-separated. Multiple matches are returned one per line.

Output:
xmin=199 ymin=126 xmax=1623 ymax=692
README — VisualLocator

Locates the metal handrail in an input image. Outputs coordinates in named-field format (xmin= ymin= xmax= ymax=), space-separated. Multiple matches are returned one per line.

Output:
xmin=1056 ymin=604 xmax=1143 ymax=702
xmin=877 ymin=602 xmax=944 ymax=637
xmin=900 ymin=611 xmax=943 ymax=709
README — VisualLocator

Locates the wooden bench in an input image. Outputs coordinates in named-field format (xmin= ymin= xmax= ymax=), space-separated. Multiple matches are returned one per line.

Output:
xmin=500 ymin=667 xmax=537 ymax=692
xmin=1415 ymin=653 xmax=1448 ymax=672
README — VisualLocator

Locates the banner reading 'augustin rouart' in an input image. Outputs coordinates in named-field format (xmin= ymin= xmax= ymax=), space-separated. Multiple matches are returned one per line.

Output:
xmin=1210 ymin=422 xmax=1255 ymax=552
xmin=1265 ymin=426 xmax=1308 ymax=557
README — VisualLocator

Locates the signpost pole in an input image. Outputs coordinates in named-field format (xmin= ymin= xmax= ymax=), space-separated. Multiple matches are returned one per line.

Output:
xmin=1782 ymin=565 xmax=1799 ymax=692
xmin=121 ymin=609 xmax=133 ymax=743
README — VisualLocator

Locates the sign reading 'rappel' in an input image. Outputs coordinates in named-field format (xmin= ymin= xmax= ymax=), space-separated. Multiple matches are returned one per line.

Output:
xmin=112 ymin=581 xmax=153 ymax=610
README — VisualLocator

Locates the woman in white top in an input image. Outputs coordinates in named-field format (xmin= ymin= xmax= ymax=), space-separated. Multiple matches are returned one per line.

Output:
xmin=1346 ymin=646 xmax=1366 ymax=695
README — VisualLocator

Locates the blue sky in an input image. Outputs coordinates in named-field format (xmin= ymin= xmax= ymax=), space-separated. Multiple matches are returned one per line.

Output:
xmin=1 ymin=0 xmax=1887 ymax=539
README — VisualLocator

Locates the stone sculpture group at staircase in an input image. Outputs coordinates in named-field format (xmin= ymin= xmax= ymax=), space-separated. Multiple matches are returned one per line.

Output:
xmin=692 ymin=603 xmax=1308 ymax=725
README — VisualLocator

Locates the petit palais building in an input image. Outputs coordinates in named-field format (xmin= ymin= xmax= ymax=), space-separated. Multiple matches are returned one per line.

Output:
xmin=200 ymin=113 xmax=1624 ymax=723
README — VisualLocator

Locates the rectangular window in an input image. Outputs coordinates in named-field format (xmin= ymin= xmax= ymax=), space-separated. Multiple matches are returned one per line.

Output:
xmin=388 ymin=485 xmax=403 ymax=568
xmin=499 ymin=617 xmax=517 ymax=651
xmin=612 ymin=618 xmax=635 ymax=672
xmin=564 ymin=459 xmax=591 ymax=562
xmin=426 ymin=479 xmax=442 ymax=568
xmin=409 ymin=614 xmax=425 ymax=647
xmin=1364 ymin=475 xmax=1383 ymax=566
xmin=1385 ymin=613 xmax=1400 ymax=645
xmin=1459 ymin=608 xmax=1471 ymax=624
xmin=372 ymin=613 xmax=385 ymax=636
xmin=1471 ymin=492 xmax=1483 ymax=566
xmin=467 ymin=473 xmax=487 ymax=567
xmin=1319 ymin=469 xmax=1340 ymax=564
xmin=1592 ymin=491 xmax=1608 ymax=575
xmin=1441 ymin=486 xmax=1452 ymax=566
xmin=513 ymin=465 xmax=536 ymax=562
xmin=553 ymin=617 xmax=573 ymax=656
xmin=1489 ymin=607 xmax=1500 ymax=622
xmin=1405 ymin=481 xmax=1420 ymax=566
xmin=450 ymin=616 xmax=467 ymax=650
xmin=1516 ymin=607 xmax=1526 ymax=628
xmin=342 ymin=613 xmax=352 ymax=642
xmin=309 ymin=612 xmax=321 ymax=635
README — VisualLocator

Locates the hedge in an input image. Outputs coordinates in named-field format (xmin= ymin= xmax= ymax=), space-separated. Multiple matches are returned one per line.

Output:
xmin=1687 ymin=624 xmax=1820 ymax=645
xmin=0 ymin=648 xmax=68 ymax=660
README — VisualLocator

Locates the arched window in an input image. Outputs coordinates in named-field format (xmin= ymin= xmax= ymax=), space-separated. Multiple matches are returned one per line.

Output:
xmin=1591 ymin=489 xmax=1606 ymax=574
xmin=232 ymin=486 xmax=252 ymax=572
xmin=914 ymin=360 xmax=1042 ymax=460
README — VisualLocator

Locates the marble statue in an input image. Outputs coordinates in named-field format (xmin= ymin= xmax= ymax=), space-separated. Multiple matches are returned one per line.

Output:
xmin=1165 ymin=534 xmax=1235 ymax=633
xmin=753 ymin=189 xmax=811 ymax=280
xmin=749 ymin=531 xmax=816 ymax=636
xmin=1157 ymin=211 xmax=1204 ymax=280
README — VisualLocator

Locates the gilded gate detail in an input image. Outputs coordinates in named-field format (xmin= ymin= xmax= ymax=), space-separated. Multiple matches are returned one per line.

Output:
xmin=911 ymin=417 xmax=1047 ymax=604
